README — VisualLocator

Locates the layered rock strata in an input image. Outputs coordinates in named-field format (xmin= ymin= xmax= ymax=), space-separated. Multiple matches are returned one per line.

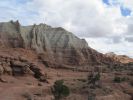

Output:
xmin=0 ymin=20 xmax=116 ymax=67
xmin=0 ymin=55 xmax=46 ymax=82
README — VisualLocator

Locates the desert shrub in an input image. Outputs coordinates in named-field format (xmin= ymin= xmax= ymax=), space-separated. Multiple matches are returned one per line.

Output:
xmin=88 ymin=72 xmax=101 ymax=86
xmin=51 ymin=80 xmax=70 ymax=100
xmin=113 ymin=76 xmax=121 ymax=83
xmin=113 ymin=76 xmax=128 ymax=83
xmin=121 ymin=77 xmax=129 ymax=81
xmin=88 ymin=95 xmax=95 ymax=100
xmin=95 ymin=72 xmax=100 ymax=81
xmin=88 ymin=92 xmax=96 ymax=100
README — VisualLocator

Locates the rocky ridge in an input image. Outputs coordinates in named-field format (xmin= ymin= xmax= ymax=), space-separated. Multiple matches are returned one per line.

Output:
xmin=0 ymin=20 xmax=116 ymax=68
xmin=0 ymin=21 xmax=132 ymax=100
xmin=105 ymin=52 xmax=133 ymax=64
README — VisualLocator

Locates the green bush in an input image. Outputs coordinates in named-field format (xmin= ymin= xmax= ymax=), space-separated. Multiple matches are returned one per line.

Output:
xmin=88 ymin=72 xmax=101 ymax=86
xmin=88 ymin=92 xmax=96 ymax=100
xmin=113 ymin=76 xmax=128 ymax=83
xmin=51 ymin=80 xmax=70 ymax=100
xmin=113 ymin=76 xmax=121 ymax=83
xmin=88 ymin=95 xmax=95 ymax=100
xmin=95 ymin=73 xmax=100 ymax=81
xmin=121 ymin=77 xmax=129 ymax=81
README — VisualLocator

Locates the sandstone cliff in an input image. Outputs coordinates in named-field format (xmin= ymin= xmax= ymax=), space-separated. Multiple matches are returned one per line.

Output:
xmin=0 ymin=20 xmax=115 ymax=67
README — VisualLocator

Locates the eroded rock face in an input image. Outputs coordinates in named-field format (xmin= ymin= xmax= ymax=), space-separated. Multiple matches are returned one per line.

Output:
xmin=0 ymin=21 xmax=115 ymax=67
xmin=105 ymin=52 xmax=133 ymax=64
xmin=0 ymin=55 xmax=46 ymax=82
xmin=0 ymin=21 xmax=24 ymax=48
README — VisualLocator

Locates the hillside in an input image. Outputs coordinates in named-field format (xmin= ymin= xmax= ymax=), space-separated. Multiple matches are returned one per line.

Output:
xmin=0 ymin=20 xmax=115 ymax=67
xmin=0 ymin=20 xmax=132 ymax=100
xmin=106 ymin=52 xmax=133 ymax=64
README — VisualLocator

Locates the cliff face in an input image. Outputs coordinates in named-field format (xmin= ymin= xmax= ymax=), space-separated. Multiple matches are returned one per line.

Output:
xmin=0 ymin=21 xmax=23 ymax=48
xmin=0 ymin=21 xmax=114 ymax=67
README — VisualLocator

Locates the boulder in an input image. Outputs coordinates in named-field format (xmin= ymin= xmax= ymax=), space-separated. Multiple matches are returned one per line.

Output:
xmin=3 ymin=64 xmax=12 ymax=75
xmin=30 ymin=64 xmax=47 ymax=82
xmin=10 ymin=61 xmax=33 ymax=76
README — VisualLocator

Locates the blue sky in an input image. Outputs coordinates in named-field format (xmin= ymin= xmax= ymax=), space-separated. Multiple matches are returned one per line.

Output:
xmin=15 ymin=0 xmax=31 ymax=4
xmin=103 ymin=0 xmax=131 ymax=16
xmin=103 ymin=0 xmax=110 ymax=5
xmin=0 ymin=0 xmax=133 ymax=57
xmin=120 ymin=6 xmax=131 ymax=16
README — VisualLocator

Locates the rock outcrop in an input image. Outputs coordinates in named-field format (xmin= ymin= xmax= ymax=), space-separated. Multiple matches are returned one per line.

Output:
xmin=0 ymin=20 xmax=116 ymax=68
xmin=0 ymin=55 xmax=46 ymax=82
xmin=0 ymin=20 xmax=23 ymax=48
xmin=105 ymin=52 xmax=133 ymax=64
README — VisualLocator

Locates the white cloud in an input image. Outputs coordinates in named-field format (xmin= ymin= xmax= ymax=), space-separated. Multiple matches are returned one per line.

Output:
xmin=117 ymin=0 xmax=133 ymax=10
xmin=24 ymin=0 xmax=127 ymax=38
xmin=85 ymin=37 xmax=133 ymax=57
xmin=0 ymin=0 xmax=133 ymax=57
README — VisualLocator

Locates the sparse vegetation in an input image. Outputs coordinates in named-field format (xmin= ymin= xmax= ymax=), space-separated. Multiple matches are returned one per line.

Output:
xmin=113 ymin=76 xmax=122 ymax=83
xmin=88 ymin=91 xmax=96 ymax=100
xmin=51 ymin=80 xmax=70 ymax=100
xmin=113 ymin=76 xmax=128 ymax=83
xmin=88 ymin=72 xmax=101 ymax=88
xmin=88 ymin=95 xmax=96 ymax=100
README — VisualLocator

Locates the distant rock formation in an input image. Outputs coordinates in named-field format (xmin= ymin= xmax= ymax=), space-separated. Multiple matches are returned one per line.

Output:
xmin=105 ymin=52 xmax=133 ymax=64
xmin=0 ymin=20 xmax=116 ymax=67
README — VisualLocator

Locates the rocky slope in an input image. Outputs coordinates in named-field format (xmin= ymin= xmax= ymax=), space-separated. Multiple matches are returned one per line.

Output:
xmin=0 ymin=21 xmax=132 ymax=100
xmin=105 ymin=52 xmax=133 ymax=64
xmin=0 ymin=50 xmax=47 ymax=82
xmin=0 ymin=20 xmax=115 ymax=68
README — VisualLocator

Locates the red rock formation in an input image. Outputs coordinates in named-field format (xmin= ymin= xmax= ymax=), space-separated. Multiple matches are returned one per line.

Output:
xmin=0 ymin=21 xmax=116 ymax=68
xmin=105 ymin=52 xmax=133 ymax=64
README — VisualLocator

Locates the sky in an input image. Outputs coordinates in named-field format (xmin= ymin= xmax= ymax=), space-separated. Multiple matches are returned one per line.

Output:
xmin=0 ymin=0 xmax=133 ymax=57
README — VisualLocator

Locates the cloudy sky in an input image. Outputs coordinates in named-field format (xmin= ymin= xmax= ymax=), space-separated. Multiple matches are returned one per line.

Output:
xmin=0 ymin=0 xmax=133 ymax=57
